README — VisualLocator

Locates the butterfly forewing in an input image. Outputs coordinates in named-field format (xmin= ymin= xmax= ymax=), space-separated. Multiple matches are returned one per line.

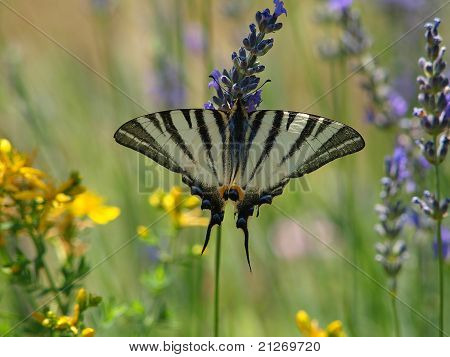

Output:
xmin=114 ymin=109 xmax=230 ymax=190
xmin=239 ymin=110 xmax=365 ymax=193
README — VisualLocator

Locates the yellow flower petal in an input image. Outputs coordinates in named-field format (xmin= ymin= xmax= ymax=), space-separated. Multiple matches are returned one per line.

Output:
xmin=70 ymin=191 xmax=120 ymax=224
xmin=326 ymin=320 xmax=345 ymax=337
xmin=137 ymin=225 xmax=149 ymax=238
xmin=14 ymin=190 xmax=42 ymax=200
xmin=170 ymin=186 xmax=182 ymax=198
xmin=0 ymin=139 xmax=12 ymax=153
xmin=88 ymin=206 xmax=120 ymax=224
xmin=295 ymin=310 xmax=311 ymax=334
xmin=177 ymin=211 xmax=208 ymax=227
xmin=76 ymin=288 xmax=87 ymax=309
xmin=55 ymin=316 xmax=71 ymax=329
xmin=55 ymin=193 xmax=72 ymax=203
xmin=71 ymin=191 xmax=103 ymax=217
xmin=19 ymin=166 xmax=45 ymax=177
xmin=81 ymin=327 xmax=95 ymax=337
xmin=184 ymin=195 xmax=200 ymax=209
xmin=162 ymin=193 xmax=175 ymax=211
xmin=148 ymin=189 xmax=163 ymax=207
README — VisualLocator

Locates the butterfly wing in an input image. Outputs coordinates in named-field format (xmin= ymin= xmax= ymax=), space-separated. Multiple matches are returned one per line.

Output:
xmin=114 ymin=109 xmax=231 ymax=189
xmin=114 ymin=109 xmax=231 ymax=251
xmin=233 ymin=110 xmax=365 ymax=263
xmin=239 ymin=110 xmax=365 ymax=195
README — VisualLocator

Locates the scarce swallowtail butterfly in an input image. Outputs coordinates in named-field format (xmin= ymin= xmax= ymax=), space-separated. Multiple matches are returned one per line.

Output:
xmin=114 ymin=98 xmax=365 ymax=269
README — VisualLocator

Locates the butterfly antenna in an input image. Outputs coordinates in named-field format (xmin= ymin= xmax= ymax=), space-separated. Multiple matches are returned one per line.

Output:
xmin=256 ymin=79 xmax=271 ymax=91
xmin=242 ymin=79 xmax=272 ymax=101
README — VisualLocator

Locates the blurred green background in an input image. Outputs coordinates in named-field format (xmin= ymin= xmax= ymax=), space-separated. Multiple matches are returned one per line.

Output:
xmin=0 ymin=0 xmax=449 ymax=336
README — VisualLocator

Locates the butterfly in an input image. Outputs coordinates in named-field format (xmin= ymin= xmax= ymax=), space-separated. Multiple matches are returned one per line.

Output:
xmin=114 ymin=98 xmax=365 ymax=270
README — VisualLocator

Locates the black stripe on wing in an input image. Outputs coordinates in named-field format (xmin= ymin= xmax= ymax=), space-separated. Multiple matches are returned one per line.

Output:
xmin=280 ymin=118 xmax=317 ymax=165
xmin=245 ymin=110 xmax=284 ymax=186
xmin=240 ymin=110 xmax=266 ymax=182
xmin=159 ymin=111 xmax=196 ymax=163
xmin=290 ymin=124 xmax=365 ymax=178
xmin=194 ymin=109 xmax=220 ymax=182
xmin=212 ymin=110 xmax=228 ymax=178
xmin=114 ymin=119 xmax=192 ymax=179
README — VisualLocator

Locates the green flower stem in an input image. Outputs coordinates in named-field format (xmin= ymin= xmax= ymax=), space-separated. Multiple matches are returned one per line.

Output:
xmin=214 ymin=225 xmax=222 ymax=337
xmin=42 ymin=261 xmax=65 ymax=314
xmin=27 ymin=226 xmax=66 ymax=314
xmin=390 ymin=285 xmax=401 ymax=336
xmin=433 ymin=135 xmax=444 ymax=337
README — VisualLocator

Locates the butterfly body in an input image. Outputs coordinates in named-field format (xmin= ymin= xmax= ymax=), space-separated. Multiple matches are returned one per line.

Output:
xmin=114 ymin=99 xmax=365 ymax=269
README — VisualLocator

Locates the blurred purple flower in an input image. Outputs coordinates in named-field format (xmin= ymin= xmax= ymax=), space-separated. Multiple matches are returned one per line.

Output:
xmin=388 ymin=90 xmax=408 ymax=117
xmin=385 ymin=145 xmax=410 ymax=182
xmin=433 ymin=227 xmax=450 ymax=260
xmin=184 ymin=23 xmax=205 ymax=54
xmin=417 ymin=154 xmax=431 ymax=170
xmin=146 ymin=246 xmax=160 ymax=262
xmin=149 ymin=59 xmax=185 ymax=108
xmin=328 ymin=0 xmax=353 ymax=12
xmin=204 ymin=101 xmax=215 ymax=110
xmin=273 ymin=0 xmax=287 ymax=17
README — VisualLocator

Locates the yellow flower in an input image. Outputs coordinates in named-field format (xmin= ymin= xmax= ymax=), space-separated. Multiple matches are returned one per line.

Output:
xmin=0 ymin=139 xmax=12 ymax=153
xmin=81 ymin=327 xmax=95 ymax=337
xmin=13 ymin=190 xmax=43 ymax=201
xmin=71 ymin=303 xmax=80 ymax=325
xmin=295 ymin=310 xmax=344 ymax=337
xmin=177 ymin=210 xmax=209 ymax=227
xmin=55 ymin=193 xmax=72 ymax=203
xmin=55 ymin=315 xmax=72 ymax=330
xmin=149 ymin=186 xmax=207 ymax=228
xmin=70 ymin=191 xmax=120 ymax=224
xmin=148 ymin=189 xmax=164 ymax=207
xmin=137 ymin=225 xmax=149 ymax=238
xmin=184 ymin=195 xmax=201 ymax=209
xmin=326 ymin=320 xmax=346 ymax=337
xmin=76 ymin=288 xmax=87 ymax=309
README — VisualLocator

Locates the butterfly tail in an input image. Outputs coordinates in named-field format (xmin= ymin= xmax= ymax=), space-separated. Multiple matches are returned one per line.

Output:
xmin=243 ymin=225 xmax=252 ymax=272
xmin=201 ymin=222 xmax=214 ymax=255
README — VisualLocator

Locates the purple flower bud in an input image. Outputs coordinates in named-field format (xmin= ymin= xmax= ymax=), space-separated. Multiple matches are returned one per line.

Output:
xmin=246 ymin=90 xmax=262 ymax=112
xmin=273 ymin=0 xmax=287 ymax=17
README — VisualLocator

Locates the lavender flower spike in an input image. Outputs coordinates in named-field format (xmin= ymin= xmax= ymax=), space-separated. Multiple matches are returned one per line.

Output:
xmin=205 ymin=1 xmax=287 ymax=112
